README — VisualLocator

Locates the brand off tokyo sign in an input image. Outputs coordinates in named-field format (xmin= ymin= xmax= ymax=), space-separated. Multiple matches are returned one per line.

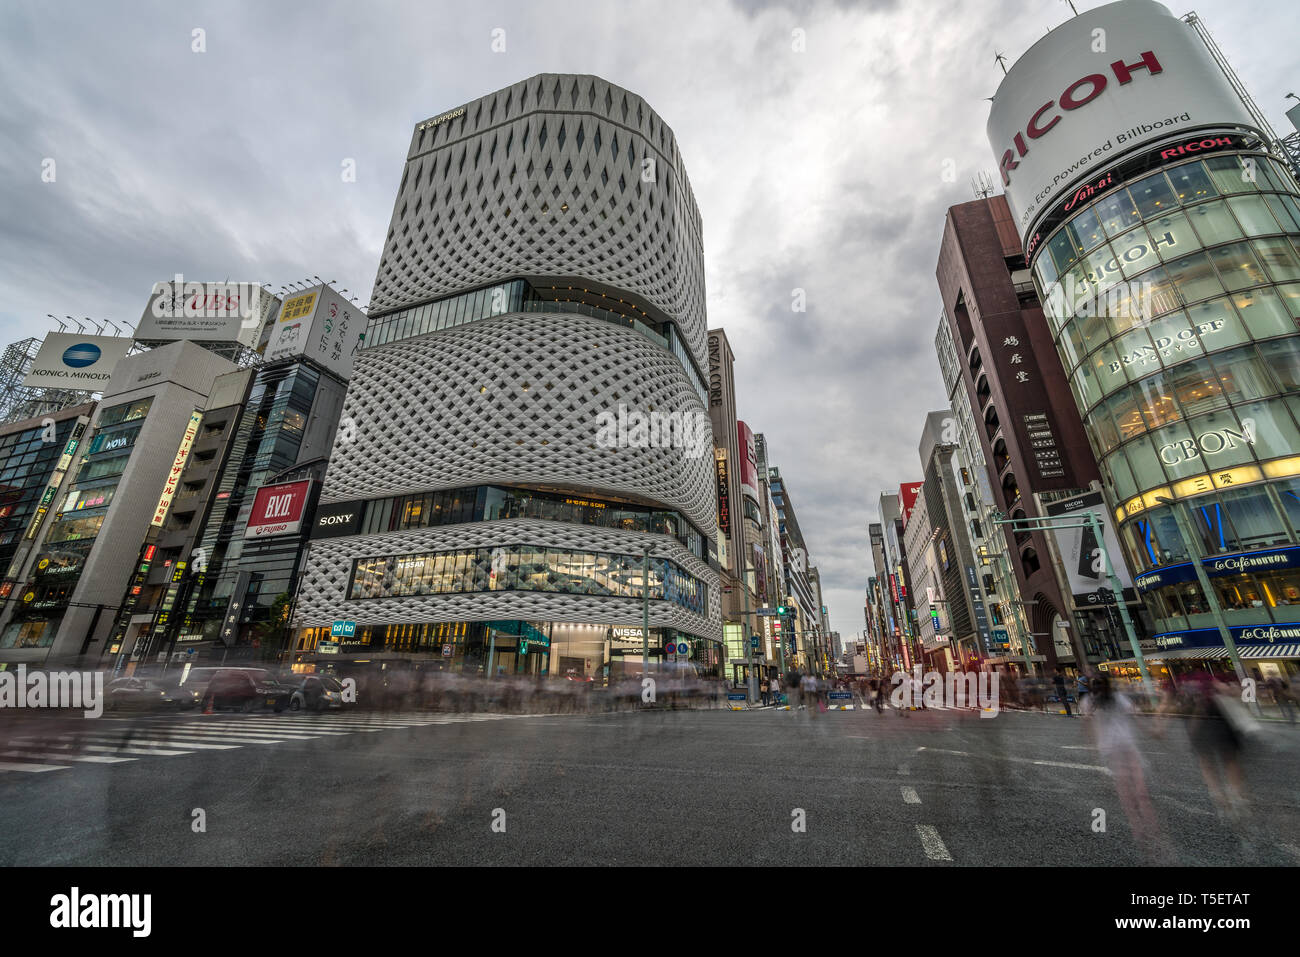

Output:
xmin=986 ymin=0 xmax=1260 ymax=240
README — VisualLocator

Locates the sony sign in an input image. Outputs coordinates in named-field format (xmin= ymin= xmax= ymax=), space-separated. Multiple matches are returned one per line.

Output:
xmin=986 ymin=0 xmax=1262 ymax=241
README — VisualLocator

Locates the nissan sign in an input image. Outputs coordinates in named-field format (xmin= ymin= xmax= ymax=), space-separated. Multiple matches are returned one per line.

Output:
xmin=986 ymin=0 xmax=1261 ymax=242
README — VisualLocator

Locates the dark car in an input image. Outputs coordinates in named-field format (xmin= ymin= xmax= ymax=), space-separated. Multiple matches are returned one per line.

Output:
xmin=106 ymin=677 xmax=200 ymax=712
xmin=197 ymin=668 xmax=291 ymax=713
xmin=287 ymin=675 xmax=345 ymax=712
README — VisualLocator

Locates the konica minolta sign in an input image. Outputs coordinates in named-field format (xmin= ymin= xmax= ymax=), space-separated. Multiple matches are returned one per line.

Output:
xmin=1135 ymin=546 xmax=1300 ymax=592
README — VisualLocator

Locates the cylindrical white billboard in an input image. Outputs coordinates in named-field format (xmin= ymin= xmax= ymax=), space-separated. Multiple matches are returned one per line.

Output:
xmin=986 ymin=0 xmax=1262 ymax=246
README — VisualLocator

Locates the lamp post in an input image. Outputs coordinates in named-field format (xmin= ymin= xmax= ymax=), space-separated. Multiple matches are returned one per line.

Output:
xmin=992 ymin=510 xmax=1152 ymax=695
xmin=641 ymin=545 xmax=651 ymax=679
xmin=1154 ymin=496 xmax=1249 ymax=686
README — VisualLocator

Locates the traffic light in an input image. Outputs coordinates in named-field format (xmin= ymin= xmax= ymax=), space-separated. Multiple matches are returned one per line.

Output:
xmin=777 ymin=605 xmax=786 ymax=615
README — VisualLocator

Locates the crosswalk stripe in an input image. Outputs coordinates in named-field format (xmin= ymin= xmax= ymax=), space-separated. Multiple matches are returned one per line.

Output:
xmin=0 ymin=749 xmax=133 ymax=764
xmin=56 ymin=736 xmax=239 ymax=750
xmin=80 ymin=744 xmax=194 ymax=757
xmin=125 ymin=727 xmax=321 ymax=741
xmin=0 ymin=711 xmax=540 ymax=774
xmin=901 ymin=786 xmax=921 ymax=804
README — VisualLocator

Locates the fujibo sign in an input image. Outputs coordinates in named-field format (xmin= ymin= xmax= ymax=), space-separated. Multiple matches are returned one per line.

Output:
xmin=986 ymin=0 xmax=1261 ymax=238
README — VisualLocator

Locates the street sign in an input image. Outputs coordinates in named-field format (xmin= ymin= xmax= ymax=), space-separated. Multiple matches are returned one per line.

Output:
xmin=756 ymin=607 xmax=777 ymax=616
xmin=664 ymin=642 xmax=676 ymax=657
xmin=727 ymin=693 xmax=747 ymax=701
xmin=441 ymin=643 xmax=453 ymax=657
xmin=676 ymin=642 xmax=689 ymax=655
xmin=749 ymin=636 xmax=760 ymax=651
xmin=829 ymin=691 xmax=851 ymax=700
xmin=331 ymin=619 xmax=357 ymax=638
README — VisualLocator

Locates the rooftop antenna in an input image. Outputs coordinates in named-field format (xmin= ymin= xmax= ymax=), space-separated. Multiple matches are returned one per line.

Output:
xmin=971 ymin=172 xmax=995 ymax=199
xmin=994 ymin=52 xmax=1008 ymax=76
xmin=66 ymin=316 xmax=85 ymax=333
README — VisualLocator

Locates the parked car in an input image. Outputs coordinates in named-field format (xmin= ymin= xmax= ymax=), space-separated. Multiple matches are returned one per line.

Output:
xmin=287 ymin=675 xmax=345 ymax=712
xmin=189 ymin=668 xmax=291 ymax=712
xmin=105 ymin=677 xmax=200 ymax=712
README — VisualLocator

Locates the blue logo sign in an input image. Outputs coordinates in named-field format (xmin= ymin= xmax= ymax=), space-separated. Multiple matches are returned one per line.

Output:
xmin=330 ymin=619 xmax=356 ymax=638
xmin=62 ymin=343 xmax=102 ymax=368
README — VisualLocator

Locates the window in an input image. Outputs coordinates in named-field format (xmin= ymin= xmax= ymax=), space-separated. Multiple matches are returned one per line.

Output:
xmin=1209 ymin=242 xmax=1268 ymax=292
xmin=1164 ymin=252 xmax=1224 ymax=304
xmin=1185 ymin=199 xmax=1245 ymax=247
xmin=1166 ymin=160 xmax=1216 ymax=204
xmin=1227 ymin=195 xmax=1283 ymax=237
xmin=1130 ymin=171 xmax=1177 ymax=219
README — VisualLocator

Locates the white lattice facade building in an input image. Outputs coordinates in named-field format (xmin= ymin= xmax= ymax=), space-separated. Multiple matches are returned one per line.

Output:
xmin=293 ymin=75 xmax=722 ymax=675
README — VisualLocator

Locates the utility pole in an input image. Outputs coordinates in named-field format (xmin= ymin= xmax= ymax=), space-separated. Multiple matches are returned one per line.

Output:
xmin=641 ymin=546 xmax=651 ymax=680
xmin=1155 ymin=497 xmax=1251 ymax=693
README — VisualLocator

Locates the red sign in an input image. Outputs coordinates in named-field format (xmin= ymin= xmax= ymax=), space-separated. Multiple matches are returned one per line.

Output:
xmin=899 ymin=482 xmax=923 ymax=529
xmin=737 ymin=420 xmax=759 ymax=505
xmin=245 ymin=480 xmax=311 ymax=539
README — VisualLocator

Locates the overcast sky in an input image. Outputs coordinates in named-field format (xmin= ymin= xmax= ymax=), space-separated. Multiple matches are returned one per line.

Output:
xmin=1 ymin=0 xmax=1294 ymax=640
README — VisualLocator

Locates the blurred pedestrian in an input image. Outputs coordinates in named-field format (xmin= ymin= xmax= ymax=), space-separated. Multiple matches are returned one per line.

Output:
xmin=874 ymin=676 xmax=886 ymax=714
xmin=1082 ymin=675 xmax=1165 ymax=862
xmin=760 ymin=676 xmax=770 ymax=708
xmin=801 ymin=672 xmax=819 ymax=718
xmin=1185 ymin=674 xmax=1251 ymax=822
xmin=1266 ymin=674 xmax=1295 ymax=725
xmin=1076 ymin=671 xmax=1090 ymax=706
xmin=1053 ymin=670 xmax=1072 ymax=716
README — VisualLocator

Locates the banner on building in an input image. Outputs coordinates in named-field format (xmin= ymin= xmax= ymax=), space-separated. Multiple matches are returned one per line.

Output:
xmin=22 ymin=333 xmax=132 ymax=391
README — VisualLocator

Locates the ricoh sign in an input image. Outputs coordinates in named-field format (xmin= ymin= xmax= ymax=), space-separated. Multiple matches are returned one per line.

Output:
xmin=986 ymin=0 xmax=1261 ymax=243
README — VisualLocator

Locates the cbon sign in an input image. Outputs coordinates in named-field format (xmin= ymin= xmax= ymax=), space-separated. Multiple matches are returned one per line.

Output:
xmin=986 ymin=0 xmax=1261 ymax=235
xmin=244 ymin=479 xmax=311 ymax=539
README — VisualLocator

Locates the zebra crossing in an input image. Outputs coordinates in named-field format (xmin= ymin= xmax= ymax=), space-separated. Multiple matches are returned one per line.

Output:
xmin=0 ymin=711 xmax=524 ymax=774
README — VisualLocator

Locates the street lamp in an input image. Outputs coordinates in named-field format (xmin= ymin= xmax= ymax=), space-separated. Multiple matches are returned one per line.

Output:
xmin=1153 ymin=496 xmax=1250 ymax=687
xmin=992 ymin=510 xmax=1152 ymax=694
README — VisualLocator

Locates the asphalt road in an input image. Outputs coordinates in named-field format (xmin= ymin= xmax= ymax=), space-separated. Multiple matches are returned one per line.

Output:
xmin=1 ymin=703 xmax=1296 ymax=866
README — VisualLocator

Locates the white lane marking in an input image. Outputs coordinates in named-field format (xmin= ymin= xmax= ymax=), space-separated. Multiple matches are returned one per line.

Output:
xmin=901 ymin=786 xmax=921 ymax=804
xmin=1061 ymin=745 xmax=1097 ymax=750
xmin=122 ymin=727 xmax=321 ymax=741
xmin=0 ymin=760 xmax=68 ymax=772
xmin=0 ymin=750 xmax=133 ymax=764
xmin=916 ymin=747 xmax=971 ymax=756
xmin=80 ymin=744 xmax=194 ymax=757
xmin=1031 ymin=759 xmax=1110 ymax=773
xmin=916 ymin=825 xmax=953 ymax=861
xmin=59 ymin=736 xmax=238 ymax=750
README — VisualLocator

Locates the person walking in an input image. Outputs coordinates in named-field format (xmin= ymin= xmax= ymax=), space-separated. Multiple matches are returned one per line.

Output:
xmin=1082 ymin=675 xmax=1166 ymax=863
xmin=1053 ymin=670 xmax=1072 ymax=716
xmin=1076 ymin=671 xmax=1090 ymax=707
xmin=874 ymin=675 xmax=886 ymax=714
xmin=760 ymin=676 xmax=770 ymax=708
xmin=801 ymin=672 xmax=819 ymax=718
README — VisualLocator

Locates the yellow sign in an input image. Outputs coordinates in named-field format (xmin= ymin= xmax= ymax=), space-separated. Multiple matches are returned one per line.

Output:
xmin=151 ymin=411 xmax=204 ymax=527
xmin=279 ymin=292 xmax=317 ymax=323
